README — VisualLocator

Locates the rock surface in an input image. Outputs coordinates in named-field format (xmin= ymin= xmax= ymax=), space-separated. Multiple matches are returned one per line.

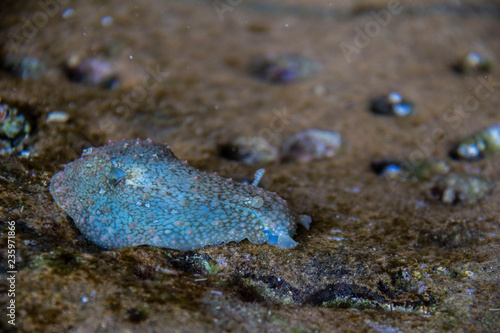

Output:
xmin=0 ymin=0 xmax=499 ymax=332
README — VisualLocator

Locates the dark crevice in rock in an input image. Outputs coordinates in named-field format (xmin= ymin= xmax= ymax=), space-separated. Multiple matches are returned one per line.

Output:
xmin=305 ymin=283 xmax=386 ymax=306
xmin=164 ymin=251 xmax=216 ymax=275
xmin=229 ymin=272 xmax=439 ymax=312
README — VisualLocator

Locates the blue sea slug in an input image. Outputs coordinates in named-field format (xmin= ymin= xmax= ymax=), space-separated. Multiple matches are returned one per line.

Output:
xmin=50 ymin=139 xmax=311 ymax=250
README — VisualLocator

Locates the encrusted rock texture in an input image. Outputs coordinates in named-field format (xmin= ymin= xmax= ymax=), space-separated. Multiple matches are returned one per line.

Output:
xmin=0 ymin=0 xmax=499 ymax=332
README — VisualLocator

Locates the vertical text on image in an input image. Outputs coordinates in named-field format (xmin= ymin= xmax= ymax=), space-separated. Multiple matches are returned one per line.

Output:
xmin=6 ymin=220 xmax=17 ymax=326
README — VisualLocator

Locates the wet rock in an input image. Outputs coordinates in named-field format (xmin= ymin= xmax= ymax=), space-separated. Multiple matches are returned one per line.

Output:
xmin=0 ymin=101 xmax=32 ymax=156
xmin=431 ymin=173 xmax=494 ymax=205
xmin=1 ymin=54 xmax=46 ymax=79
xmin=250 ymin=54 xmax=322 ymax=84
xmin=417 ymin=220 xmax=479 ymax=249
xmin=281 ymin=129 xmax=342 ymax=162
xmin=449 ymin=125 xmax=500 ymax=161
xmin=371 ymin=159 xmax=449 ymax=182
xmin=219 ymin=136 xmax=279 ymax=165
xmin=64 ymin=56 xmax=119 ymax=88
xmin=370 ymin=92 xmax=415 ymax=117
xmin=452 ymin=52 xmax=493 ymax=74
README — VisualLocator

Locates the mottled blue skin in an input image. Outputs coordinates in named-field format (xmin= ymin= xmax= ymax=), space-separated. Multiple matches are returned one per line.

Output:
xmin=50 ymin=139 xmax=311 ymax=250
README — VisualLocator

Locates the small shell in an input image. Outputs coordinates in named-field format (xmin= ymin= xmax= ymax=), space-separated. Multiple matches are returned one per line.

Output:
xmin=453 ymin=52 xmax=493 ymax=74
xmin=0 ymin=101 xmax=32 ymax=156
xmin=281 ymin=129 xmax=342 ymax=163
xmin=46 ymin=111 xmax=70 ymax=123
xmin=371 ymin=159 xmax=449 ymax=182
xmin=431 ymin=174 xmax=494 ymax=205
xmin=219 ymin=136 xmax=279 ymax=165
xmin=250 ymin=54 xmax=322 ymax=84
xmin=450 ymin=125 xmax=500 ymax=161
xmin=371 ymin=160 xmax=404 ymax=179
xmin=2 ymin=55 xmax=46 ymax=79
xmin=64 ymin=56 xmax=119 ymax=88
xmin=370 ymin=92 xmax=415 ymax=117
xmin=0 ymin=103 xmax=28 ymax=139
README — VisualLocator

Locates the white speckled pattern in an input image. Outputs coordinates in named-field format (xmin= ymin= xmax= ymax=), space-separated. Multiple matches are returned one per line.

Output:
xmin=50 ymin=139 xmax=311 ymax=250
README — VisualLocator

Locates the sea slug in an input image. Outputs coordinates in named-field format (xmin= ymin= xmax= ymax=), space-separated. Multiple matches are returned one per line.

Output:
xmin=50 ymin=139 xmax=311 ymax=250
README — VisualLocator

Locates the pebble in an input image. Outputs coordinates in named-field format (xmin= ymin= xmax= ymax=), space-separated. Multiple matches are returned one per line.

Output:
xmin=1 ymin=55 xmax=46 ymax=79
xmin=0 ymin=101 xmax=31 ymax=156
xmin=450 ymin=125 xmax=500 ymax=161
xmin=281 ymin=129 xmax=342 ymax=162
xmin=219 ymin=136 xmax=279 ymax=165
xmin=371 ymin=159 xmax=449 ymax=182
xmin=369 ymin=92 xmax=415 ymax=117
xmin=64 ymin=56 xmax=119 ymax=88
xmin=46 ymin=111 xmax=70 ymax=123
xmin=431 ymin=174 xmax=493 ymax=205
xmin=62 ymin=8 xmax=75 ymax=19
xmin=250 ymin=54 xmax=322 ymax=84
xmin=453 ymin=52 xmax=493 ymax=74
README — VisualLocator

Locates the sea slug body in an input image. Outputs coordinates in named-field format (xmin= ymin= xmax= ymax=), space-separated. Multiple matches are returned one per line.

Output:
xmin=50 ymin=139 xmax=311 ymax=250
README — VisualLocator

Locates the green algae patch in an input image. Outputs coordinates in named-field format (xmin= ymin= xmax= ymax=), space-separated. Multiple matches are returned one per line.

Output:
xmin=322 ymin=296 xmax=438 ymax=314
xmin=238 ymin=277 xmax=296 ymax=305
xmin=29 ymin=250 xmax=85 ymax=276
xmin=164 ymin=250 xmax=219 ymax=275
xmin=322 ymin=297 xmax=380 ymax=310
xmin=127 ymin=305 xmax=150 ymax=323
